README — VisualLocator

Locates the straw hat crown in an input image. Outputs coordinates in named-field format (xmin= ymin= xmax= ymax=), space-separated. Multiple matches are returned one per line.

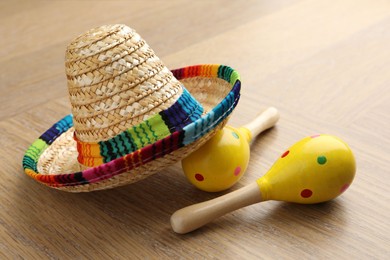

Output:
xmin=64 ymin=24 xmax=196 ymax=167
xmin=65 ymin=24 xmax=183 ymax=141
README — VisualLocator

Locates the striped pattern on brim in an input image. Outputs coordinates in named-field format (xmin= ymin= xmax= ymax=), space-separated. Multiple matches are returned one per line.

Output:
xmin=22 ymin=64 xmax=241 ymax=190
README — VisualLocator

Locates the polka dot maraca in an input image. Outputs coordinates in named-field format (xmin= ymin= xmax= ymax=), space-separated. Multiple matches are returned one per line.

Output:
xmin=182 ymin=107 xmax=280 ymax=192
xmin=172 ymin=134 xmax=356 ymax=234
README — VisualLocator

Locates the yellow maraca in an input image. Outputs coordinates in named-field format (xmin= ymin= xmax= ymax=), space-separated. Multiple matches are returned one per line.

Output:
xmin=172 ymin=134 xmax=356 ymax=234
xmin=182 ymin=107 xmax=280 ymax=192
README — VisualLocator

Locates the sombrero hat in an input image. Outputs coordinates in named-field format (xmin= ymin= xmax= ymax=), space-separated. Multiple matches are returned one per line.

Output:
xmin=22 ymin=24 xmax=241 ymax=192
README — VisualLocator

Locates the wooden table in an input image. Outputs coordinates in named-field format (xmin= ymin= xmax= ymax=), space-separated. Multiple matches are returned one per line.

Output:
xmin=1 ymin=0 xmax=389 ymax=258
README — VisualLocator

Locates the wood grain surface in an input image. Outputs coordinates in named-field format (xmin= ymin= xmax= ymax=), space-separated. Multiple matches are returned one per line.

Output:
xmin=1 ymin=0 xmax=389 ymax=258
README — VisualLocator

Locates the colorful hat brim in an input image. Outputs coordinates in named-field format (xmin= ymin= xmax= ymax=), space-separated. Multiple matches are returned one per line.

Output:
xmin=22 ymin=64 xmax=241 ymax=192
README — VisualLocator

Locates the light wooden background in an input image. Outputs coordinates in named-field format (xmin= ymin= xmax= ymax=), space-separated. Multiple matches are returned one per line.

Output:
xmin=1 ymin=0 xmax=389 ymax=259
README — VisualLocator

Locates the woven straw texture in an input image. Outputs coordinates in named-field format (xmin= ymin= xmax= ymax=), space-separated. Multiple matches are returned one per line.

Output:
xmin=23 ymin=65 xmax=241 ymax=192
xmin=22 ymin=24 xmax=241 ymax=192
xmin=66 ymin=24 xmax=182 ymax=143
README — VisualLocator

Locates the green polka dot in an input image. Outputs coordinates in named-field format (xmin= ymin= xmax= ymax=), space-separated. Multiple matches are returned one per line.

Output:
xmin=317 ymin=156 xmax=327 ymax=165
xmin=232 ymin=132 xmax=239 ymax=139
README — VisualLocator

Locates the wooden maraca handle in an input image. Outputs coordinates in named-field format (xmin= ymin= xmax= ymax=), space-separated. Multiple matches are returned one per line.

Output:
xmin=242 ymin=107 xmax=279 ymax=142
xmin=171 ymin=183 xmax=263 ymax=234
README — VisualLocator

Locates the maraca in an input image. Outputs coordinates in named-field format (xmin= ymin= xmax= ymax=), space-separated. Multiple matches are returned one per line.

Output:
xmin=172 ymin=134 xmax=356 ymax=234
xmin=182 ymin=107 xmax=280 ymax=192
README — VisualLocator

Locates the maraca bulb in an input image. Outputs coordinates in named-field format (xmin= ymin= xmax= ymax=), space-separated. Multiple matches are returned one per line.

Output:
xmin=182 ymin=126 xmax=251 ymax=192
xmin=257 ymin=134 xmax=356 ymax=204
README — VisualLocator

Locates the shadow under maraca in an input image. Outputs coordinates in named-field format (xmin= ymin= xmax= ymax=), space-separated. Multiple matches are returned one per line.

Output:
xmin=173 ymin=199 xmax=349 ymax=239
xmin=264 ymin=199 xmax=348 ymax=225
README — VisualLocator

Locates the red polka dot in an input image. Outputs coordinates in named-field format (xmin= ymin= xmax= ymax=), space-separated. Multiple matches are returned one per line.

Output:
xmin=301 ymin=189 xmax=313 ymax=198
xmin=195 ymin=173 xmax=204 ymax=181
xmin=340 ymin=183 xmax=350 ymax=193
xmin=234 ymin=166 xmax=241 ymax=176
xmin=281 ymin=150 xmax=289 ymax=158
xmin=310 ymin=134 xmax=321 ymax=138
